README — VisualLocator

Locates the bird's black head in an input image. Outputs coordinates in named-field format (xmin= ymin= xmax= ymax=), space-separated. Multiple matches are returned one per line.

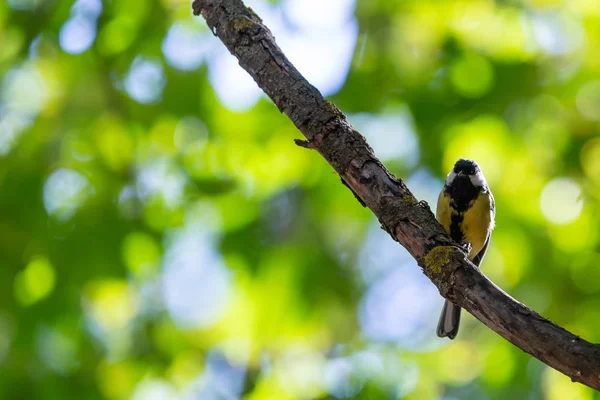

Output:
xmin=453 ymin=159 xmax=480 ymax=176
xmin=444 ymin=158 xmax=487 ymax=211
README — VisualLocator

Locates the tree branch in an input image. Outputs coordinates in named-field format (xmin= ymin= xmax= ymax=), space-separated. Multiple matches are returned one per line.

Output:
xmin=192 ymin=0 xmax=600 ymax=390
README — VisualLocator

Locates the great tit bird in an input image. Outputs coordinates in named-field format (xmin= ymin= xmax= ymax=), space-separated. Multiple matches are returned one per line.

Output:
xmin=435 ymin=158 xmax=495 ymax=339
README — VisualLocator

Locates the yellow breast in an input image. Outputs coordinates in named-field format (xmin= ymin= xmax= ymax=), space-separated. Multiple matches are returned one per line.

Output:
xmin=436 ymin=190 xmax=494 ymax=260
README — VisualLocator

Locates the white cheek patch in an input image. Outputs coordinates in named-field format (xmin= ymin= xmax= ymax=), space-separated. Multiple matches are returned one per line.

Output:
xmin=446 ymin=171 xmax=457 ymax=185
xmin=469 ymin=171 xmax=487 ymax=187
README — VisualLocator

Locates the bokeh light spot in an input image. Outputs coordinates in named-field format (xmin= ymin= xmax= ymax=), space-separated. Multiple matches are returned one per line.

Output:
xmin=59 ymin=16 xmax=97 ymax=54
xmin=576 ymin=81 xmax=600 ymax=121
xmin=97 ymin=17 xmax=137 ymax=56
xmin=162 ymin=226 xmax=232 ymax=329
xmin=37 ymin=326 xmax=79 ymax=375
xmin=95 ymin=116 xmax=134 ymax=172
xmin=450 ymin=53 xmax=495 ymax=98
xmin=438 ymin=341 xmax=483 ymax=384
xmin=84 ymin=280 xmax=139 ymax=357
xmin=580 ymin=137 xmax=600 ymax=183
xmin=184 ymin=350 xmax=247 ymax=399
xmin=96 ymin=360 xmax=140 ymax=399
xmin=2 ymin=63 xmax=48 ymax=117
xmin=148 ymin=116 xmax=178 ymax=154
xmin=14 ymin=257 xmax=56 ymax=306
xmin=324 ymin=357 xmax=364 ymax=399
xmin=531 ymin=11 xmax=584 ymax=55
xmin=124 ymin=57 xmax=166 ymax=104
xmin=351 ymin=107 xmax=419 ymax=166
xmin=59 ymin=0 xmax=102 ymax=54
xmin=274 ymin=346 xmax=326 ymax=399
xmin=117 ymin=185 xmax=140 ymax=219
xmin=278 ymin=21 xmax=358 ymax=97
xmin=71 ymin=0 xmax=103 ymax=17
xmin=208 ymin=49 xmax=263 ymax=112
xmin=0 ymin=113 xmax=31 ymax=156
xmin=540 ymin=178 xmax=583 ymax=225
xmin=85 ymin=281 xmax=138 ymax=332
xmin=43 ymin=168 xmax=92 ymax=221
xmin=167 ymin=351 xmax=203 ymax=388
xmin=122 ymin=232 xmax=161 ymax=278
xmin=132 ymin=379 xmax=178 ymax=400
xmin=136 ymin=157 xmax=186 ymax=210
xmin=0 ymin=26 xmax=25 ymax=64
xmin=162 ymin=23 xmax=214 ymax=71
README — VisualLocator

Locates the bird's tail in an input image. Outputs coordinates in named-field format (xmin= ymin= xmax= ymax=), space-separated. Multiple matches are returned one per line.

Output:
xmin=436 ymin=299 xmax=461 ymax=339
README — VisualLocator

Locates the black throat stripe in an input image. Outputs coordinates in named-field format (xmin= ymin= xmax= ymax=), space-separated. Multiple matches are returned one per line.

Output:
xmin=450 ymin=213 xmax=464 ymax=243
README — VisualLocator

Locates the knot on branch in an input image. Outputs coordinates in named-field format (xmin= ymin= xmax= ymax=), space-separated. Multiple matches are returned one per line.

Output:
xmin=294 ymin=138 xmax=317 ymax=149
xmin=191 ymin=0 xmax=207 ymax=16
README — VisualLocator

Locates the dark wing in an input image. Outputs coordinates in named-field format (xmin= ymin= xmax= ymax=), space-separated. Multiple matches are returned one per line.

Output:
xmin=472 ymin=234 xmax=490 ymax=268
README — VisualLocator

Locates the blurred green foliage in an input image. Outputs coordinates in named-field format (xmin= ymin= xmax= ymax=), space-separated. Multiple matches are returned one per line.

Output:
xmin=1 ymin=0 xmax=600 ymax=399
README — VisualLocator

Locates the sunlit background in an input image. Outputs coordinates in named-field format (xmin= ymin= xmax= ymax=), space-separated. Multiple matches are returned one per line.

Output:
xmin=1 ymin=0 xmax=600 ymax=398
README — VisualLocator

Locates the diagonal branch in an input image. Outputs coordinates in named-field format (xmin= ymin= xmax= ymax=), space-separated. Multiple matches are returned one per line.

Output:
xmin=192 ymin=0 xmax=600 ymax=390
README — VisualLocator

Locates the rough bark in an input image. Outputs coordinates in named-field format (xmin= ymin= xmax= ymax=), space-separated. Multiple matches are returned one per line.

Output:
xmin=192 ymin=0 xmax=600 ymax=390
